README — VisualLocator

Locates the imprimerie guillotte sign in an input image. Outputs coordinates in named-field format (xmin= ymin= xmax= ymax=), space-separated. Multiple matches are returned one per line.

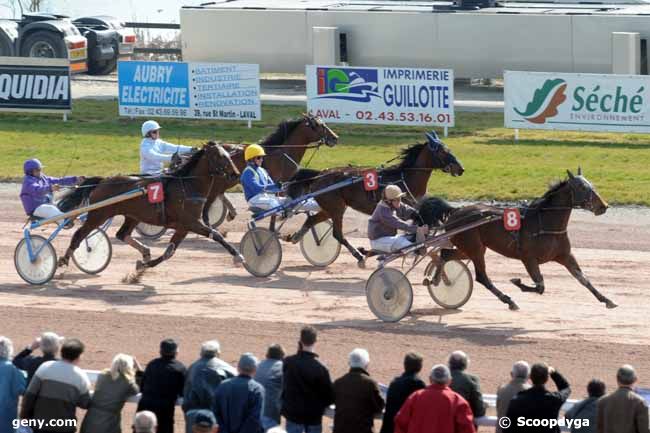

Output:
xmin=0 ymin=56 xmax=71 ymax=113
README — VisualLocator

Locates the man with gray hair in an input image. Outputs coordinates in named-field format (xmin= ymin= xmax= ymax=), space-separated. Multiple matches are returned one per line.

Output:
xmin=448 ymin=351 xmax=486 ymax=419
xmin=132 ymin=410 xmax=157 ymax=433
xmin=395 ymin=364 xmax=475 ymax=433
xmin=1 ymin=336 xmax=27 ymax=433
xmin=596 ymin=365 xmax=649 ymax=433
xmin=333 ymin=348 xmax=384 ymax=433
xmin=496 ymin=361 xmax=531 ymax=433
xmin=13 ymin=332 xmax=63 ymax=385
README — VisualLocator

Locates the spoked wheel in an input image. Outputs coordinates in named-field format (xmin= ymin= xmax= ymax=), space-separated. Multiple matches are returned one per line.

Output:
xmin=240 ymin=227 xmax=282 ymax=277
xmin=425 ymin=259 xmax=473 ymax=309
xmin=207 ymin=197 xmax=227 ymax=228
xmin=366 ymin=267 xmax=413 ymax=322
xmin=300 ymin=221 xmax=341 ymax=267
xmin=72 ymin=229 xmax=112 ymax=274
xmin=14 ymin=235 xmax=57 ymax=285
xmin=135 ymin=222 xmax=166 ymax=240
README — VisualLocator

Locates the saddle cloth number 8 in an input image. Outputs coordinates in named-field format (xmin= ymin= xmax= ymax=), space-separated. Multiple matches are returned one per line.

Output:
xmin=503 ymin=208 xmax=521 ymax=231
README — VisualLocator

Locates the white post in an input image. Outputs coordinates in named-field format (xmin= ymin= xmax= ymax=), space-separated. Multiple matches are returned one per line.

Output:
xmin=247 ymin=120 xmax=252 ymax=129
xmin=63 ymin=113 xmax=68 ymax=122
xmin=514 ymin=128 xmax=519 ymax=142
xmin=443 ymin=126 xmax=448 ymax=138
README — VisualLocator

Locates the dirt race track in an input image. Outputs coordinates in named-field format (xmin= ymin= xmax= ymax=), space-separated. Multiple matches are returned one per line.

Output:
xmin=1 ymin=183 xmax=650 ymax=431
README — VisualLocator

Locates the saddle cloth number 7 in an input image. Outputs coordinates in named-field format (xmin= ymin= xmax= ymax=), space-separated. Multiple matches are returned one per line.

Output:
xmin=147 ymin=182 xmax=165 ymax=204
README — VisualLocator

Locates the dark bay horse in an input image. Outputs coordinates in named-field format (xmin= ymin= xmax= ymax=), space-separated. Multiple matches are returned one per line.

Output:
xmin=57 ymin=142 xmax=243 ymax=273
xmin=419 ymin=169 xmax=616 ymax=311
xmin=202 ymin=114 xmax=338 ymax=224
xmin=286 ymin=131 xmax=464 ymax=267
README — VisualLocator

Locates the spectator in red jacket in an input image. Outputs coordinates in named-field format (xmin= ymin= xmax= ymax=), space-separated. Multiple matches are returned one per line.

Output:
xmin=394 ymin=364 xmax=475 ymax=433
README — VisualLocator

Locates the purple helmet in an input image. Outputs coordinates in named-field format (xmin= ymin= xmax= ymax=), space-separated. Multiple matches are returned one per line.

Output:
xmin=23 ymin=159 xmax=43 ymax=174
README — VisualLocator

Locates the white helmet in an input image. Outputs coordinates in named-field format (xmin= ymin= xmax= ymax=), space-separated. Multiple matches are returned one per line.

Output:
xmin=141 ymin=120 xmax=161 ymax=137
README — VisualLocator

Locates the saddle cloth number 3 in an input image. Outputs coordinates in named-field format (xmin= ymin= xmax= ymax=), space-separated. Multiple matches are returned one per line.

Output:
xmin=503 ymin=208 xmax=521 ymax=231
xmin=147 ymin=182 xmax=164 ymax=204
xmin=363 ymin=170 xmax=378 ymax=191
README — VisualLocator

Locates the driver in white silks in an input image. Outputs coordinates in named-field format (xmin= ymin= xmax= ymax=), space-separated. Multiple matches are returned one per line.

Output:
xmin=240 ymin=144 xmax=320 ymax=213
xmin=140 ymin=120 xmax=194 ymax=175
xmin=368 ymin=184 xmax=429 ymax=253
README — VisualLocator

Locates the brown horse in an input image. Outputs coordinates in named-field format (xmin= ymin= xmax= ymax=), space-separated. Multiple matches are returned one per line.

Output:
xmin=418 ymin=168 xmax=616 ymax=311
xmin=286 ymin=131 xmax=464 ymax=267
xmin=202 ymin=114 xmax=338 ymax=225
xmin=57 ymin=142 xmax=243 ymax=272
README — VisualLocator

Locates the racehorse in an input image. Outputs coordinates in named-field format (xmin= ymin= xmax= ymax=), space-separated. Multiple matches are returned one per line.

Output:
xmin=201 ymin=114 xmax=338 ymax=225
xmin=57 ymin=142 xmax=243 ymax=274
xmin=418 ymin=168 xmax=616 ymax=311
xmin=285 ymin=131 xmax=464 ymax=267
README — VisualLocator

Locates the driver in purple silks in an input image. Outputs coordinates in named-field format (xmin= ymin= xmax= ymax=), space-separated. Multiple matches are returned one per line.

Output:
xmin=20 ymin=158 xmax=85 ymax=222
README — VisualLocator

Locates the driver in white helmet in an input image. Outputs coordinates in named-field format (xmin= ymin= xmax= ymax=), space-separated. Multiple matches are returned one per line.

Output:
xmin=140 ymin=120 xmax=194 ymax=175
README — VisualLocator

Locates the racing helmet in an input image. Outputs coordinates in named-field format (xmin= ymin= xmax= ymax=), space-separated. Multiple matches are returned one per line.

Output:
xmin=141 ymin=120 xmax=161 ymax=137
xmin=245 ymin=144 xmax=266 ymax=161
xmin=23 ymin=158 xmax=44 ymax=175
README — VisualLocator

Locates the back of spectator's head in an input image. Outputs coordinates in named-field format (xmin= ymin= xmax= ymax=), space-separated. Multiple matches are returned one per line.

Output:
xmin=0 ymin=336 xmax=13 ymax=359
xmin=200 ymin=340 xmax=221 ymax=358
xmin=300 ymin=326 xmax=317 ymax=347
xmin=348 ymin=348 xmax=370 ymax=370
xmin=448 ymin=350 xmax=469 ymax=371
xmin=238 ymin=352 xmax=258 ymax=376
xmin=40 ymin=332 xmax=63 ymax=356
xmin=266 ymin=343 xmax=285 ymax=360
xmin=404 ymin=352 xmax=423 ymax=375
xmin=61 ymin=338 xmax=84 ymax=363
xmin=511 ymin=360 xmax=530 ymax=380
xmin=160 ymin=338 xmax=178 ymax=359
xmin=430 ymin=364 xmax=452 ymax=385
xmin=617 ymin=364 xmax=637 ymax=387
xmin=110 ymin=353 xmax=135 ymax=381
xmin=133 ymin=411 xmax=157 ymax=433
xmin=192 ymin=409 xmax=217 ymax=433
xmin=587 ymin=379 xmax=606 ymax=398
xmin=530 ymin=363 xmax=550 ymax=386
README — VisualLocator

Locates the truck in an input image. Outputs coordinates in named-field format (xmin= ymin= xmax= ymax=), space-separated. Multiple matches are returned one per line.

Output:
xmin=0 ymin=13 xmax=136 ymax=75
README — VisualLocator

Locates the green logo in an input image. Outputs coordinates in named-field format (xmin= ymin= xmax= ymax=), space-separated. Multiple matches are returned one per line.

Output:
xmin=515 ymin=79 xmax=567 ymax=124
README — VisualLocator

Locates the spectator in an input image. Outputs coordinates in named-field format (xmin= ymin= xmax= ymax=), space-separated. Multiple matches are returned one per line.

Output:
xmin=333 ymin=348 xmax=385 ymax=433
xmin=496 ymin=361 xmax=531 ymax=433
xmin=137 ymin=339 xmax=187 ymax=433
xmin=190 ymin=409 xmax=218 ymax=433
xmin=1 ymin=336 xmax=27 ymax=433
xmin=597 ymin=365 xmax=649 ymax=433
xmin=394 ymin=364 xmax=475 ymax=433
xmin=254 ymin=344 xmax=285 ymax=431
xmin=282 ymin=326 xmax=335 ymax=433
xmin=13 ymin=332 xmax=63 ymax=385
xmin=381 ymin=352 xmax=426 ymax=433
xmin=504 ymin=363 xmax=571 ymax=433
xmin=184 ymin=340 xmax=235 ymax=433
xmin=21 ymin=338 xmax=91 ymax=433
xmin=565 ymin=379 xmax=605 ymax=433
xmin=213 ymin=353 xmax=265 ymax=433
xmin=448 ymin=351 xmax=486 ymax=419
xmin=132 ymin=411 xmax=157 ymax=433
xmin=80 ymin=353 xmax=142 ymax=433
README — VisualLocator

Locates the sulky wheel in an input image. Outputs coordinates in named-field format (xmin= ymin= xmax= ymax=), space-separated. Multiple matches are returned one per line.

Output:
xmin=366 ymin=267 xmax=413 ymax=322
xmin=14 ymin=235 xmax=57 ymax=285
xmin=207 ymin=196 xmax=227 ymax=228
xmin=240 ymin=227 xmax=283 ymax=278
xmin=135 ymin=222 xmax=167 ymax=240
xmin=72 ymin=229 xmax=113 ymax=274
xmin=425 ymin=259 xmax=473 ymax=309
xmin=300 ymin=221 xmax=341 ymax=268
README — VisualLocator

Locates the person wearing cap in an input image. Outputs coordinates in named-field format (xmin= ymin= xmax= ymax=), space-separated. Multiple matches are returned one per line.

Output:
xmin=140 ymin=120 xmax=193 ymax=175
xmin=240 ymin=143 xmax=320 ymax=213
xmin=190 ymin=409 xmax=218 ymax=433
xmin=596 ymin=365 xmax=648 ymax=433
xmin=20 ymin=159 xmax=84 ymax=221
xmin=213 ymin=353 xmax=265 ymax=433
xmin=367 ymin=184 xmax=427 ymax=253
xmin=137 ymin=339 xmax=187 ymax=433
xmin=13 ymin=332 xmax=63 ymax=386
xmin=394 ymin=364 xmax=475 ymax=433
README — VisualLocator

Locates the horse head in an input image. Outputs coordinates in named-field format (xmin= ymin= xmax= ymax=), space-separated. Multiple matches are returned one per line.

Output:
xmin=204 ymin=141 xmax=240 ymax=182
xmin=301 ymin=113 xmax=339 ymax=147
xmin=566 ymin=167 xmax=608 ymax=215
xmin=425 ymin=131 xmax=464 ymax=177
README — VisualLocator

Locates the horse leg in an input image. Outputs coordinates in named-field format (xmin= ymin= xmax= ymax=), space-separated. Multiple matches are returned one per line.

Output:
xmin=116 ymin=217 xmax=151 ymax=263
xmin=184 ymin=219 xmax=245 ymax=265
xmin=139 ymin=229 xmax=188 ymax=269
xmin=286 ymin=212 xmax=329 ymax=244
xmin=222 ymin=195 xmax=237 ymax=221
xmin=58 ymin=212 xmax=105 ymax=267
xmin=556 ymin=253 xmax=617 ymax=309
xmin=511 ymin=258 xmax=545 ymax=294
xmin=330 ymin=211 xmax=366 ymax=268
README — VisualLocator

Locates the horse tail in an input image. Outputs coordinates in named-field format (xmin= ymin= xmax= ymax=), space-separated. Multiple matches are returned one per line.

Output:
xmin=57 ymin=176 xmax=103 ymax=212
xmin=418 ymin=196 xmax=456 ymax=227
xmin=286 ymin=168 xmax=322 ymax=199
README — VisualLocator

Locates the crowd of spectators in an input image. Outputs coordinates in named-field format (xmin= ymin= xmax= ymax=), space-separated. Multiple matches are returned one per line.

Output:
xmin=1 ymin=328 xmax=649 ymax=433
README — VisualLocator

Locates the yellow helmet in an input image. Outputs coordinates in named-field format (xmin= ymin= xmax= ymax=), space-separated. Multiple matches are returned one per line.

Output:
xmin=245 ymin=144 xmax=266 ymax=161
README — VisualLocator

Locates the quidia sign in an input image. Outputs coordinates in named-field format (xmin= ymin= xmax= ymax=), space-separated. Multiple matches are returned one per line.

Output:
xmin=505 ymin=70 xmax=650 ymax=133
xmin=0 ymin=57 xmax=71 ymax=113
